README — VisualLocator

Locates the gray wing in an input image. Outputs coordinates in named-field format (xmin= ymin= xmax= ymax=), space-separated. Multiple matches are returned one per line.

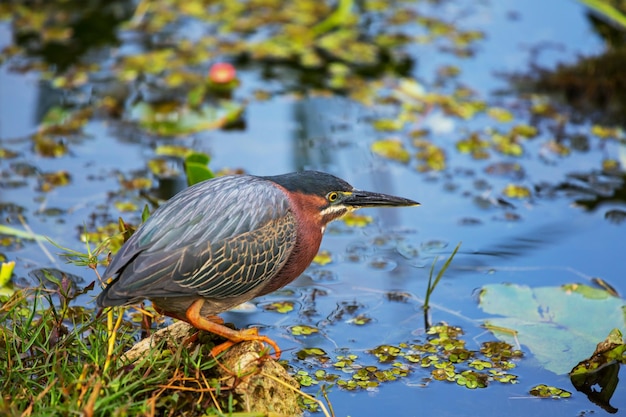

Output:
xmin=96 ymin=175 xmax=296 ymax=306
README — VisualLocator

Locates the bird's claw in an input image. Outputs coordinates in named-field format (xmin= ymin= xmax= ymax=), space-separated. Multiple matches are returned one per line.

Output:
xmin=209 ymin=328 xmax=281 ymax=359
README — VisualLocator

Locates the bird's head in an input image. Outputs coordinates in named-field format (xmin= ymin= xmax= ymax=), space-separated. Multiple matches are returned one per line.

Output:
xmin=264 ymin=171 xmax=419 ymax=228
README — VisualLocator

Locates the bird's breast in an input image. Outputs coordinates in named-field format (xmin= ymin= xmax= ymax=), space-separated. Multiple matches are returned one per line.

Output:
xmin=257 ymin=190 xmax=323 ymax=295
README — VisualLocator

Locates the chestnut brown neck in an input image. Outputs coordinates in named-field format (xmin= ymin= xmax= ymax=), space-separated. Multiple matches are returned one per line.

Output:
xmin=258 ymin=191 xmax=325 ymax=295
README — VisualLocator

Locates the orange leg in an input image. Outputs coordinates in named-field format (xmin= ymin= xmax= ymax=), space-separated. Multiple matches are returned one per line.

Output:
xmin=186 ymin=299 xmax=281 ymax=359
xmin=154 ymin=305 xmax=224 ymax=325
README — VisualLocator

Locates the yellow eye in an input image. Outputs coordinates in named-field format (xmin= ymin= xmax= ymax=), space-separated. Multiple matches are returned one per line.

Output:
xmin=327 ymin=192 xmax=339 ymax=202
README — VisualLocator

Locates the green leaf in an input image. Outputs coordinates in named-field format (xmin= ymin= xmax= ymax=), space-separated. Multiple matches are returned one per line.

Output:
xmin=0 ymin=261 xmax=15 ymax=288
xmin=569 ymin=329 xmax=624 ymax=411
xmin=578 ymin=0 xmax=626 ymax=30
xmin=371 ymin=139 xmax=410 ymax=163
xmin=185 ymin=163 xmax=214 ymax=186
xmin=479 ymin=283 xmax=626 ymax=375
xmin=155 ymin=145 xmax=193 ymax=158
xmin=130 ymin=101 xmax=245 ymax=136
xmin=570 ymin=328 xmax=625 ymax=376
xmin=529 ymin=384 xmax=572 ymax=399
xmin=184 ymin=152 xmax=214 ymax=186
xmin=185 ymin=152 xmax=210 ymax=166
xmin=312 ymin=0 xmax=355 ymax=36
xmin=312 ymin=250 xmax=332 ymax=266
xmin=141 ymin=205 xmax=151 ymax=223
xmin=502 ymin=184 xmax=531 ymax=199
xmin=487 ymin=107 xmax=514 ymax=123
xmin=264 ymin=301 xmax=295 ymax=314
xmin=291 ymin=325 xmax=319 ymax=336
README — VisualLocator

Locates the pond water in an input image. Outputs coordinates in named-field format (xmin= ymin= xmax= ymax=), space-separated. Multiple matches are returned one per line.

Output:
xmin=1 ymin=0 xmax=625 ymax=416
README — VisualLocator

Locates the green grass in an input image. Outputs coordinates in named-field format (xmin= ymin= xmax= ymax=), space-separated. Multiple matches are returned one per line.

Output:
xmin=423 ymin=242 xmax=461 ymax=329
xmin=0 ymin=286 xmax=251 ymax=416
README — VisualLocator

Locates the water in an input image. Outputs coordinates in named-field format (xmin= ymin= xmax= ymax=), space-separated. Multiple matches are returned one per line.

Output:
xmin=1 ymin=0 xmax=625 ymax=415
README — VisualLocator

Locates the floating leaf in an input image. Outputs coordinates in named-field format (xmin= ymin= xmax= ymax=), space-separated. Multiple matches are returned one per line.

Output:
xmin=487 ymin=107 xmax=514 ymax=123
xmin=114 ymin=201 xmax=139 ymax=212
xmin=544 ymin=140 xmax=570 ymax=156
xmin=120 ymin=177 xmax=152 ymax=190
xmin=264 ymin=301 xmax=295 ymax=314
xmin=591 ymin=124 xmax=622 ymax=140
xmin=147 ymin=159 xmax=179 ymax=177
xmin=456 ymin=132 xmax=490 ymax=159
xmin=529 ymin=384 xmax=572 ymax=399
xmin=0 ymin=148 xmax=18 ymax=159
xmin=155 ymin=145 xmax=193 ymax=158
xmin=569 ymin=329 xmax=625 ymax=412
xmin=492 ymin=132 xmax=523 ymax=156
xmin=341 ymin=212 xmax=373 ymax=227
xmin=415 ymin=140 xmax=446 ymax=171
xmin=561 ymin=283 xmax=617 ymax=300
xmin=39 ymin=106 xmax=91 ymax=135
xmin=395 ymin=78 xmax=426 ymax=100
xmin=291 ymin=325 xmax=319 ymax=336
xmin=571 ymin=329 xmax=625 ymax=376
xmin=130 ymin=101 xmax=245 ymax=136
xmin=296 ymin=348 xmax=328 ymax=361
xmin=313 ymin=250 xmax=332 ymax=266
xmin=372 ymin=119 xmax=405 ymax=132
xmin=348 ymin=314 xmax=372 ymax=325
xmin=511 ymin=124 xmax=538 ymax=138
xmin=33 ymin=136 xmax=68 ymax=158
xmin=187 ymin=84 xmax=207 ymax=108
xmin=444 ymin=96 xmax=486 ymax=120
xmin=295 ymin=370 xmax=317 ymax=387
xmin=479 ymin=283 xmax=626 ymax=374
xmin=502 ymin=184 xmax=531 ymax=199
xmin=455 ymin=370 xmax=488 ymax=389
xmin=39 ymin=170 xmax=71 ymax=192
xmin=602 ymin=158 xmax=620 ymax=172
xmin=371 ymin=139 xmax=410 ymax=163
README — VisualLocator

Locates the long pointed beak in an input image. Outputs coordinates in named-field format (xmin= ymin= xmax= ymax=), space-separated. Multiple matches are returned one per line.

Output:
xmin=343 ymin=190 xmax=420 ymax=208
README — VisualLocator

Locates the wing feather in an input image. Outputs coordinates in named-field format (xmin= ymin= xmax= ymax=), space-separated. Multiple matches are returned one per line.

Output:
xmin=96 ymin=175 xmax=296 ymax=307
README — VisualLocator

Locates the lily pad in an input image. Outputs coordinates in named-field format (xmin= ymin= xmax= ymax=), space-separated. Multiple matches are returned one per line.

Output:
xmin=371 ymin=139 xmax=410 ymax=163
xmin=130 ymin=101 xmax=244 ymax=136
xmin=479 ymin=283 xmax=626 ymax=375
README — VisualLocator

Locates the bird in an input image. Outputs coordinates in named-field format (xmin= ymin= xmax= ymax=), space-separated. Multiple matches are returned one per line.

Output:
xmin=97 ymin=170 xmax=419 ymax=358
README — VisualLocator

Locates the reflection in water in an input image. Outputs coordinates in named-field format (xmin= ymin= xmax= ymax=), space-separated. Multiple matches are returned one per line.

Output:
xmin=571 ymin=362 xmax=621 ymax=414
xmin=445 ymin=224 xmax=568 ymax=276
xmin=555 ymin=171 xmax=626 ymax=217
xmin=291 ymin=96 xmax=341 ymax=171
xmin=11 ymin=0 xmax=133 ymax=72
xmin=502 ymin=5 xmax=626 ymax=128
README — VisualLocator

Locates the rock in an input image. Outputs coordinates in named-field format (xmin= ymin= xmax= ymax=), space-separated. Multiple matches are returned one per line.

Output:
xmin=216 ymin=339 xmax=301 ymax=415
xmin=120 ymin=321 xmax=301 ymax=415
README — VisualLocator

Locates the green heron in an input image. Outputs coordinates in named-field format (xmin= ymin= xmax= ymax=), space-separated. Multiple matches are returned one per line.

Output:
xmin=97 ymin=171 xmax=418 ymax=357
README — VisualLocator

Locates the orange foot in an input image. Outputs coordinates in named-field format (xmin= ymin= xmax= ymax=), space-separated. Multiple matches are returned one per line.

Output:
xmin=186 ymin=299 xmax=281 ymax=359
